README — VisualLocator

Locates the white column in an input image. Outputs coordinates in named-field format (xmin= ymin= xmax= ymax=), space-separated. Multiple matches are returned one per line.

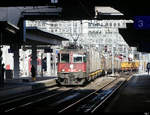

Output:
xmin=52 ymin=53 xmax=55 ymax=75
xmin=111 ymin=36 xmax=115 ymax=76
xmin=13 ymin=46 xmax=20 ymax=79
xmin=139 ymin=52 xmax=143 ymax=73
xmin=126 ymin=47 xmax=128 ymax=61
xmin=47 ymin=53 xmax=51 ymax=76
xmin=41 ymin=52 xmax=43 ymax=77
xmin=31 ymin=45 xmax=37 ymax=72
xmin=54 ymin=51 xmax=57 ymax=76
xmin=24 ymin=50 xmax=30 ymax=77
xmin=112 ymin=45 xmax=114 ymax=75
xmin=26 ymin=55 xmax=30 ymax=76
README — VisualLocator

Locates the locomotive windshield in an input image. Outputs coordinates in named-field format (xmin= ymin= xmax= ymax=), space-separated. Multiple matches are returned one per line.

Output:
xmin=59 ymin=53 xmax=69 ymax=63
xmin=73 ymin=54 xmax=86 ymax=63
xmin=73 ymin=54 xmax=82 ymax=63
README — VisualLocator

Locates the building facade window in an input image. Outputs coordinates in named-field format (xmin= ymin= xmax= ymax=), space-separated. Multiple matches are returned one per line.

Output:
xmin=109 ymin=22 xmax=112 ymax=27
xmin=118 ymin=23 xmax=120 ymax=27
xmin=113 ymin=22 xmax=116 ymax=27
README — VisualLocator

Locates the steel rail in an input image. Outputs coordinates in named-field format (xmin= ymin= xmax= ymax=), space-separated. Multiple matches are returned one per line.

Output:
xmin=0 ymin=84 xmax=58 ymax=103
xmin=58 ymin=77 xmax=118 ymax=113
xmin=91 ymin=79 xmax=125 ymax=113
xmin=0 ymin=86 xmax=60 ymax=107
xmin=5 ymin=87 xmax=78 ymax=112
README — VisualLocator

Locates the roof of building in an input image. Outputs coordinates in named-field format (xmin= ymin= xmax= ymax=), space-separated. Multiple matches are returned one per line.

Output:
xmin=95 ymin=6 xmax=124 ymax=15
xmin=0 ymin=21 xmax=19 ymax=34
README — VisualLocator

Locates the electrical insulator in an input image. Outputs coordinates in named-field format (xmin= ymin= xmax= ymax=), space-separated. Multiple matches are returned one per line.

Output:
xmin=104 ymin=46 xmax=107 ymax=52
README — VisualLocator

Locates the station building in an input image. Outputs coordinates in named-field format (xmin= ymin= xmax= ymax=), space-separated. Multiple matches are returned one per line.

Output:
xmin=26 ymin=19 xmax=137 ymax=61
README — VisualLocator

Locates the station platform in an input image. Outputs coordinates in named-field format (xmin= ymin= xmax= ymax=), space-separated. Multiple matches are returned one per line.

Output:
xmin=104 ymin=72 xmax=150 ymax=112
xmin=0 ymin=76 xmax=57 ymax=99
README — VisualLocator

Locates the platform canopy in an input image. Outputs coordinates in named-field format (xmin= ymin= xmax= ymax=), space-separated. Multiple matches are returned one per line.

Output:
xmin=0 ymin=21 xmax=68 ymax=46
xmin=95 ymin=6 xmax=126 ymax=20
xmin=26 ymin=27 xmax=68 ymax=45
xmin=119 ymin=23 xmax=150 ymax=53
xmin=0 ymin=21 xmax=20 ymax=45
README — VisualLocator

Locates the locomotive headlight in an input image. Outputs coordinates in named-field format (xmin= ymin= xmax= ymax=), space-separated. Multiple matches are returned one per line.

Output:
xmin=70 ymin=64 xmax=73 ymax=72
xmin=70 ymin=64 xmax=73 ymax=69
xmin=62 ymin=69 xmax=65 ymax=72
xmin=78 ymin=69 xmax=81 ymax=72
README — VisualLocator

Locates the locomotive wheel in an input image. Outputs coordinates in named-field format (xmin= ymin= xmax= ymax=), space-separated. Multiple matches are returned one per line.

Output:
xmin=56 ymin=79 xmax=61 ymax=86
xmin=91 ymin=76 xmax=95 ymax=81
xmin=86 ymin=76 xmax=91 ymax=82
xmin=102 ymin=70 xmax=105 ymax=76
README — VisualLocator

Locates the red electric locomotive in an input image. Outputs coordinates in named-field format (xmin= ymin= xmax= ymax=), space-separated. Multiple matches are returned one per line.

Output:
xmin=57 ymin=45 xmax=103 ymax=85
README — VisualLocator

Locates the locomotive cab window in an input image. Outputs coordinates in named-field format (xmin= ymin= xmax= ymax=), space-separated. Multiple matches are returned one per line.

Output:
xmin=73 ymin=54 xmax=83 ymax=63
xmin=58 ymin=53 xmax=60 ymax=62
xmin=60 ymin=53 xmax=69 ymax=63
xmin=83 ymin=55 xmax=87 ymax=62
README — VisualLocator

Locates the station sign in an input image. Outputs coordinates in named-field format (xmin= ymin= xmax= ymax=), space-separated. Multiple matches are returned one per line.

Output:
xmin=56 ymin=50 xmax=59 ymax=54
xmin=134 ymin=16 xmax=150 ymax=30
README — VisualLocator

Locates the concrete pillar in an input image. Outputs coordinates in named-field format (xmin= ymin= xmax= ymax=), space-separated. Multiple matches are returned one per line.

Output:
xmin=112 ymin=45 xmax=114 ymax=76
xmin=13 ymin=46 xmax=20 ymax=79
xmin=126 ymin=47 xmax=128 ymax=61
xmin=41 ymin=52 xmax=43 ymax=77
xmin=31 ymin=45 xmax=37 ymax=72
xmin=23 ymin=50 xmax=30 ymax=76
xmin=47 ymin=53 xmax=51 ymax=76
xmin=52 ymin=53 xmax=55 ymax=75
xmin=26 ymin=55 xmax=30 ymax=76
xmin=54 ymin=52 xmax=57 ymax=76
xmin=139 ymin=53 xmax=142 ymax=73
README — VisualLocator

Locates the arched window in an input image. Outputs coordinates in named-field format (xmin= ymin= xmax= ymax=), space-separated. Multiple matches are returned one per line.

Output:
xmin=118 ymin=23 xmax=120 ymax=27
xmin=113 ymin=23 xmax=116 ymax=27
xmin=105 ymin=22 xmax=108 ymax=27
xmin=109 ymin=22 xmax=112 ymax=27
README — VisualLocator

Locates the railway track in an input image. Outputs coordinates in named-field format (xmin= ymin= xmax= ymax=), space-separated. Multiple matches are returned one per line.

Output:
xmin=0 ymin=85 xmax=74 ymax=112
xmin=3 ymin=75 xmax=131 ymax=113
xmin=58 ymin=77 xmax=127 ymax=113
xmin=3 ymin=76 xmax=115 ymax=112
xmin=11 ymin=76 xmax=117 ymax=113
xmin=0 ymin=84 xmax=58 ymax=104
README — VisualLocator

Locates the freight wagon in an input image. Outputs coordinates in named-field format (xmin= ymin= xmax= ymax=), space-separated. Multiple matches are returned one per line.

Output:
xmin=100 ymin=55 xmax=122 ymax=75
xmin=121 ymin=61 xmax=140 ymax=72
